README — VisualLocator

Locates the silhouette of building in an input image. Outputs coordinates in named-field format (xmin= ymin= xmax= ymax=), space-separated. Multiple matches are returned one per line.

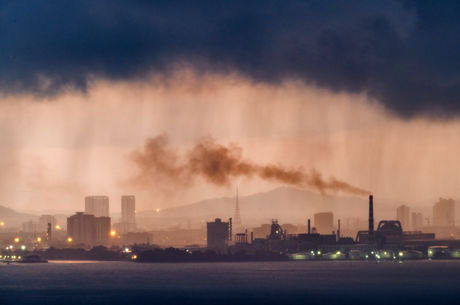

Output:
xmin=268 ymin=220 xmax=285 ymax=240
xmin=314 ymin=212 xmax=333 ymax=234
xmin=411 ymin=212 xmax=423 ymax=229
xmin=115 ymin=195 xmax=136 ymax=233
xmin=206 ymin=218 xmax=229 ymax=252
xmin=235 ymin=232 xmax=248 ymax=244
xmin=433 ymin=198 xmax=455 ymax=227
xmin=121 ymin=195 xmax=136 ymax=224
xmin=85 ymin=196 xmax=109 ymax=217
xmin=396 ymin=205 xmax=410 ymax=230
xmin=67 ymin=212 xmax=111 ymax=246
xmin=38 ymin=215 xmax=56 ymax=232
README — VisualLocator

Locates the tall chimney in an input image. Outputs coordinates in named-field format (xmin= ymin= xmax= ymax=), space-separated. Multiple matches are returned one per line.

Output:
xmin=307 ymin=219 xmax=311 ymax=234
xmin=47 ymin=222 xmax=52 ymax=241
xmin=369 ymin=195 xmax=374 ymax=242
xmin=337 ymin=219 xmax=341 ymax=241
xmin=228 ymin=218 xmax=232 ymax=241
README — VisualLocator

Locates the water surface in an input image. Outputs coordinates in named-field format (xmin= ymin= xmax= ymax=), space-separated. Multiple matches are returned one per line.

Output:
xmin=1 ymin=260 xmax=459 ymax=304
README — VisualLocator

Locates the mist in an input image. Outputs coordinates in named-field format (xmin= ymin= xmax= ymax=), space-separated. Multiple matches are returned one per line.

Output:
xmin=0 ymin=70 xmax=460 ymax=212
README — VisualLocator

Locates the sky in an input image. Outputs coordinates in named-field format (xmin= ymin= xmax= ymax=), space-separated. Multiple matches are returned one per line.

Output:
xmin=1 ymin=1 xmax=460 ymax=212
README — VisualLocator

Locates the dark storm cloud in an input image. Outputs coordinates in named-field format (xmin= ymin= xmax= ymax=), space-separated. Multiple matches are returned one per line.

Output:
xmin=0 ymin=0 xmax=459 ymax=117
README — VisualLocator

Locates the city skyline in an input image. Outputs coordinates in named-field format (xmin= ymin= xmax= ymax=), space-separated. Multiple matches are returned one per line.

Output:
xmin=2 ymin=2 xmax=460 ymax=304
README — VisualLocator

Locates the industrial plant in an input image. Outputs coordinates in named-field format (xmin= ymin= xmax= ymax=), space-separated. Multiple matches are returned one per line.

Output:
xmin=2 ymin=193 xmax=460 ymax=263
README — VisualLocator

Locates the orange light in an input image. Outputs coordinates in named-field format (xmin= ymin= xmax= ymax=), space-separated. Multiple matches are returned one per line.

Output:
xmin=0 ymin=221 xmax=4 ymax=227
xmin=131 ymin=254 xmax=138 ymax=260
xmin=67 ymin=237 xmax=73 ymax=243
xmin=110 ymin=230 xmax=116 ymax=237
xmin=155 ymin=208 xmax=160 ymax=213
xmin=55 ymin=225 xmax=62 ymax=230
xmin=14 ymin=237 xmax=20 ymax=243
xmin=37 ymin=237 xmax=42 ymax=243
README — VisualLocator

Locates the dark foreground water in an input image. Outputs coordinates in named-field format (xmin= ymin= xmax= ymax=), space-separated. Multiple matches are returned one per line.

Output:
xmin=1 ymin=260 xmax=460 ymax=305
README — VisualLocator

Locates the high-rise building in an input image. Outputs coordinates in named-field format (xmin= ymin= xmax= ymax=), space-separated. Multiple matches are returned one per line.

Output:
xmin=433 ymin=198 xmax=455 ymax=227
xmin=314 ymin=212 xmax=334 ymax=234
xmin=396 ymin=205 xmax=410 ymax=230
xmin=121 ymin=195 xmax=135 ymax=224
xmin=412 ymin=212 xmax=423 ymax=229
xmin=85 ymin=196 xmax=109 ymax=217
xmin=38 ymin=215 xmax=56 ymax=232
xmin=67 ymin=212 xmax=111 ymax=246
xmin=113 ymin=195 xmax=136 ymax=234
xmin=207 ymin=218 xmax=229 ymax=252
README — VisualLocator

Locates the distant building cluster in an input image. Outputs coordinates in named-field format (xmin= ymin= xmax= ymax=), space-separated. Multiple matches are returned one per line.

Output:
xmin=395 ymin=198 xmax=456 ymax=239
xmin=67 ymin=195 xmax=141 ymax=247
xmin=1 ymin=191 xmax=460 ymax=254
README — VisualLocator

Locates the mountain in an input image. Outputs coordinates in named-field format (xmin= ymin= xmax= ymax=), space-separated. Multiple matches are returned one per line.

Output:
xmin=136 ymin=187 xmax=394 ymax=229
xmin=0 ymin=205 xmax=36 ymax=228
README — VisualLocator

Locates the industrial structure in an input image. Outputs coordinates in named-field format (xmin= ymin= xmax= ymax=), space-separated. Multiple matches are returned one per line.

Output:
xmin=233 ymin=188 xmax=243 ymax=233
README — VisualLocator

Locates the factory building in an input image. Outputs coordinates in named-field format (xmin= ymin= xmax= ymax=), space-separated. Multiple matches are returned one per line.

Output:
xmin=67 ymin=212 xmax=111 ymax=246
xmin=206 ymin=218 xmax=230 ymax=252
xmin=85 ymin=196 xmax=110 ymax=217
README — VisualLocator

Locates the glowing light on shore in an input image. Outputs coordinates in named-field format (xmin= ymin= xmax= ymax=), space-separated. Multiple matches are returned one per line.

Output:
xmin=14 ymin=237 xmax=20 ymax=243
xmin=67 ymin=237 xmax=73 ymax=243
xmin=110 ymin=230 xmax=117 ymax=237
xmin=37 ymin=237 xmax=42 ymax=243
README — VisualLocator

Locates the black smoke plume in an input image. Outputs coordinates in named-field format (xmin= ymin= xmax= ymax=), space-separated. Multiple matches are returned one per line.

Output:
xmin=130 ymin=135 xmax=369 ymax=196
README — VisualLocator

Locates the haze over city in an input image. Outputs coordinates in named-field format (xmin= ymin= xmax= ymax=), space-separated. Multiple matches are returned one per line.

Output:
xmin=2 ymin=1 xmax=460 ymax=305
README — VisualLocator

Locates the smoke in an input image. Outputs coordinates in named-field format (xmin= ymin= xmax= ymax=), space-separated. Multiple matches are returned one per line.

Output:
xmin=129 ymin=135 xmax=369 ymax=196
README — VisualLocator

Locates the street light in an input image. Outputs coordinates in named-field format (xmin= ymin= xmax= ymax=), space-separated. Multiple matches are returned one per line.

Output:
xmin=67 ymin=237 xmax=73 ymax=243
xmin=14 ymin=237 xmax=20 ymax=243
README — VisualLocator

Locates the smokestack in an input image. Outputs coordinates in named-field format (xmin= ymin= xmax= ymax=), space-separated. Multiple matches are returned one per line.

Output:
xmin=369 ymin=195 xmax=374 ymax=243
xmin=337 ymin=219 xmax=341 ymax=241
xmin=47 ymin=222 xmax=52 ymax=241
xmin=307 ymin=219 xmax=311 ymax=234
xmin=229 ymin=217 xmax=232 ymax=241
